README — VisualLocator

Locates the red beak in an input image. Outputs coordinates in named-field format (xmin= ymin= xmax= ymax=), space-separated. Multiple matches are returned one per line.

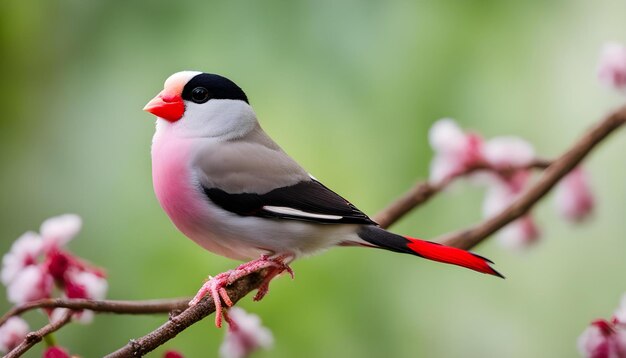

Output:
xmin=143 ymin=91 xmax=185 ymax=122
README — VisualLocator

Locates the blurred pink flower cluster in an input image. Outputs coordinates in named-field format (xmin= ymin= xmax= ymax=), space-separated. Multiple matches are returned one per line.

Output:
xmin=578 ymin=295 xmax=626 ymax=358
xmin=0 ymin=316 xmax=29 ymax=353
xmin=429 ymin=119 xmax=594 ymax=249
xmin=163 ymin=350 xmax=185 ymax=358
xmin=43 ymin=346 xmax=71 ymax=358
xmin=598 ymin=42 xmax=626 ymax=92
xmin=1 ymin=214 xmax=108 ymax=306
xmin=0 ymin=214 xmax=108 ymax=354
xmin=220 ymin=307 xmax=274 ymax=358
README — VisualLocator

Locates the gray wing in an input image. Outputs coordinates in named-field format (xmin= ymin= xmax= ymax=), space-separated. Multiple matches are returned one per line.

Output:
xmin=195 ymin=125 xmax=375 ymax=225
xmin=194 ymin=125 xmax=310 ymax=193
xmin=203 ymin=178 xmax=376 ymax=225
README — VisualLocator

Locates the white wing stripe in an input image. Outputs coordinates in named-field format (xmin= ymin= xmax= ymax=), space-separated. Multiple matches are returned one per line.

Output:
xmin=262 ymin=206 xmax=343 ymax=220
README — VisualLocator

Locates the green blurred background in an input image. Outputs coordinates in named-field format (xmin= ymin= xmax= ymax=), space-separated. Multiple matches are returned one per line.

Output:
xmin=1 ymin=1 xmax=625 ymax=357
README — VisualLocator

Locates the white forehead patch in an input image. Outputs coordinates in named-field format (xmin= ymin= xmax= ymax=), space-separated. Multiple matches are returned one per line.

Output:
xmin=163 ymin=71 xmax=202 ymax=94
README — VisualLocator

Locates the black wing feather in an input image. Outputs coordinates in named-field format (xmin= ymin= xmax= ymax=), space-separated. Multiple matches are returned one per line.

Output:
xmin=203 ymin=180 xmax=376 ymax=225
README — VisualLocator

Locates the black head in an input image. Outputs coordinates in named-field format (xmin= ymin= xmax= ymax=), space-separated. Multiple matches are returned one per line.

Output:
xmin=182 ymin=73 xmax=249 ymax=105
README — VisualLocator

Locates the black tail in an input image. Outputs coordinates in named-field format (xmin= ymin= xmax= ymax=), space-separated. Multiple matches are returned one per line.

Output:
xmin=357 ymin=226 xmax=503 ymax=278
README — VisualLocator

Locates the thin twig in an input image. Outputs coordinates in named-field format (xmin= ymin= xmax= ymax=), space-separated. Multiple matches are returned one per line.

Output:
xmin=374 ymin=159 xmax=551 ymax=229
xmin=5 ymin=309 xmax=73 ymax=358
xmin=0 ymin=298 xmax=190 ymax=327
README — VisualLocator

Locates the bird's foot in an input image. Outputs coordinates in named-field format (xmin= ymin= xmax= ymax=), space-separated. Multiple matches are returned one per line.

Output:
xmin=188 ymin=271 xmax=233 ymax=327
xmin=253 ymin=257 xmax=294 ymax=301
xmin=189 ymin=254 xmax=294 ymax=327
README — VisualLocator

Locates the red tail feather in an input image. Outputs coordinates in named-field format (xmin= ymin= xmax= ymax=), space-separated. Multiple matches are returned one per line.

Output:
xmin=406 ymin=237 xmax=504 ymax=278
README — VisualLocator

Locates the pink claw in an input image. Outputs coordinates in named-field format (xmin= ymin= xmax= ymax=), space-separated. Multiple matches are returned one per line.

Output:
xmin=188 ymin=255 xmax=295 ymax=328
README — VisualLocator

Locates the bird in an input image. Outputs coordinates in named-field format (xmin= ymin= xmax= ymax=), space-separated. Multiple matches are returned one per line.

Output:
xmin=143 ymin=71 xmax=503 ymax=327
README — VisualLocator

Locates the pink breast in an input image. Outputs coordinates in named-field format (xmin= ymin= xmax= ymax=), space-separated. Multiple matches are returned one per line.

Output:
xmin=151 ymin=133 xmax=206 ymax=236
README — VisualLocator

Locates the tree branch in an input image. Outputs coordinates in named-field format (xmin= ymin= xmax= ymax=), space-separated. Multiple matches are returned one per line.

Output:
xmin=5 ymin=309 xmax=73 ymax=358
xmin=104 ymin=271 xmax=266 ymax=358
xmin=373 ymin=159 xmax=551 ymax=229
xmin=0 ymin=297 xmax=191 ymax=327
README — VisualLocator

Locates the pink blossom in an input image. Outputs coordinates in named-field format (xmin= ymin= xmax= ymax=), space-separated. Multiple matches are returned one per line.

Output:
xmin=429 ymin=118 xmax=472 ymax=155
xmin=1 ymin=231 xmax=43 ymax=285
xmin=428 ymin=120 xmax=543 ymax=248
xmin=219 ymin=307 xmax=273 ymax=358
xmin=428 ymin=119 xmax=484 ymax=183
xmin=58 ymin=270 xmax=108 ymax=324
xmin=428 ymin=119 xmax=537 ymax=185
xmin=482 ymin=136 xmax=539 ymax=249
xmin=555 ymin=167 xmax=594 ymax=222
xmin=495 ymin=215 xmax=540 ymax=249
xmin=0 ymin=317 xmax=29 ymax=353
xmin=613 ymin=294 xmax=626 ymax=325
xmin=578 ymin=320 xmax=626 ymax=358
xmin=598 ymin=42 xmax=626 ymax=92
xmin=66 ymin=270 xmax=108 ymax=300
xmin=1 ymin=214 xmax=107 ymax=314
xmin=6 ymin=265 xmax=53 ymax=304
xmin=482 ymin=172 xmax=540 ymax=249
xmin=1 ymin=235 xmax=49 ymax=310
xmin=164 ymin=351 xmax=185 ymax=358
xmin=482 ymin=136 xmax=535 ymax=169
xmin=49 ymin=306 xmax=98 ymax=326
xmin=43 ymin=346 xmax=71 ymax=358
xmin=40 ymin=214 xmax=82 ymax=252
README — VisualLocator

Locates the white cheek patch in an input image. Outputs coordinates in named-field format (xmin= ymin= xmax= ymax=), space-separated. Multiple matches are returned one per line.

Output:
xmin=262 ymin=206 xmax=343 ymax=220
xmin=177 ymin=100 xmax=257 ymax=140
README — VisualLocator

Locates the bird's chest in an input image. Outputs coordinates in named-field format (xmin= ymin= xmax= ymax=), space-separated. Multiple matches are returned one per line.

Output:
xmin=151 ymin=133 xmax=210 ymax=235
xmin=151 ymin=133 xmax=267 ymax=259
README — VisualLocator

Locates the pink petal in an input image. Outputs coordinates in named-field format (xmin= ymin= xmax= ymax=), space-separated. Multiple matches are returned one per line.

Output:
xmin=578 ymin=321 xmax=626 ymax=358
xmin=219 ymin=307 xmax=273 ymax=358
xmin=428 ymin=119 xmax=485 ymax=183
xmin=40 ymin=214 xmax=82 ymax=250
xmin=598 ymin=42 xmax=626 ymax=92
xmin=0 ymin=316 xmax=29 ymax=353
xmin=429 ymin=119 xmax=469 ymax=154
xmin=6 ymin=265 xmax=52 ymax=304
xmin=1 ymin=231 xmax=43 ymax=285
xmin=482 ymin=136 xmax=535 ymax=169
xmin=66 ymin=270 xmax=108 ymax=300
xmin=482 ymin=183 xmax=513 ymax=218
xmin=482 ymin=171 xmax=531 ymax=216
xmin=496 ymin=216 xmax=540 ymax=250
xmin=429 ymin=155 xmax=465 ymax=184
xmin=555 ymin=167 xmax=594 ymax=222
xmin=614 ymin=294 xmax=626 ymax=325
xmin=43 ymin=346 xmax=71 ymax=358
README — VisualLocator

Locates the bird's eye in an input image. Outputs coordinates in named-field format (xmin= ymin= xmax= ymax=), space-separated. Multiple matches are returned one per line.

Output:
xmin=191 ymin=87 xmax=210 ymax=103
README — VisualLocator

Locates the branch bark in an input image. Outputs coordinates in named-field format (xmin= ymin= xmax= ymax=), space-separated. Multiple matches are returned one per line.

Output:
xmin=0 ymin=298 xmax=191 ymax=327
xmin=373 ymin=159 xmax=551 ymax=228
xmin=104 ymin=271 xmax=266 ymax=358
xmin=5 ymin=310 xmax=73 ymax=358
